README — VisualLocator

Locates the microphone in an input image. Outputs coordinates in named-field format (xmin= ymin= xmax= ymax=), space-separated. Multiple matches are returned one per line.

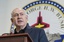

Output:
xmin=10 ymin=23 xmax=15 ymax=34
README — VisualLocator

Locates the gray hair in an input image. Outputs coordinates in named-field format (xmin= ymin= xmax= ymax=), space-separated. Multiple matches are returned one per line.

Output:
xmin=11 ymin=8 xmax=27 ymax=18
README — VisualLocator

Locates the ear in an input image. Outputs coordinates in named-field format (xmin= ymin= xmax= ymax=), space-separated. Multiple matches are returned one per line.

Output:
xmin=26 ymin=15 xmax=28 ymax=20
xmin=11 ymin=18 xmax=13 ymax=23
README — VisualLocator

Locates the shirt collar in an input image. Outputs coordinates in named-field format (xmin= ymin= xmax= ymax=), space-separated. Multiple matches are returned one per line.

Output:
xmin=14 ymin=23 xmax=30 ymax=34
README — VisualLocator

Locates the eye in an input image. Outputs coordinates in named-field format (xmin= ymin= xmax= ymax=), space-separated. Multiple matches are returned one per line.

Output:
xmin=13 ymin=13 xmax=19 ymax=17
xmin=20 ymin=13 xmax=24 ymax=16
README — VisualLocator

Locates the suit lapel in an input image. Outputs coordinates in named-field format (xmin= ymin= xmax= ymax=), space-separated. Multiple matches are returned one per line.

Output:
xmin=25 ymin=26 xmax=33 ymax=34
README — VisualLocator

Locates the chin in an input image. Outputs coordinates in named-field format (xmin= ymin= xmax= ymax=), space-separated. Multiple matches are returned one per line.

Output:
xmin=18 ymin=24 xmax=25 ymax=26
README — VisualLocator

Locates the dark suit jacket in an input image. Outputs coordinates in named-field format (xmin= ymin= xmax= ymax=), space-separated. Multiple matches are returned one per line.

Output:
xmin=14 ymin=24 xmax=48 ymax=42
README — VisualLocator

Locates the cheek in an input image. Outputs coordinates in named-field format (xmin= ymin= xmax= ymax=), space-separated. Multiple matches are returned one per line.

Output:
xmin=13 ymin=18 xmax=17 ymax=23
xmin=24 ymin=18 xmax=28 ymax=22
xmin=23 ymin=18 xmax=27 ymax=22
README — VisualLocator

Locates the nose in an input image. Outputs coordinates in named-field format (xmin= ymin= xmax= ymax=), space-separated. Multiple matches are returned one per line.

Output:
xmin=18 ymin=14 xmax=22 ymax=19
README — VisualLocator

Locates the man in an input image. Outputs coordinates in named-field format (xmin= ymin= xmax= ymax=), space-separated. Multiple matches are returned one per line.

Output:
xmin=3 ymin=8 xmax=48 ymax=42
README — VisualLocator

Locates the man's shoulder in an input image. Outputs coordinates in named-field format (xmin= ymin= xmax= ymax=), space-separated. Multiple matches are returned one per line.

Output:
xmin=30 ymin=27 xmax=45 ymax=35
xmin=27 ymin=24 xmax=43 ymax=30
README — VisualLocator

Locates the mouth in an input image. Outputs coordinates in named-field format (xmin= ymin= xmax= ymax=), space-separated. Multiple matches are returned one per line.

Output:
xmin=17 ymin=20 xmax=23 ymax=23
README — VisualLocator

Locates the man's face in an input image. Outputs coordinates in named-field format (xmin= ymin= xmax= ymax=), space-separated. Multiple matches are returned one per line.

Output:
xmin=11 ymin=8 xmax=28 ymax=27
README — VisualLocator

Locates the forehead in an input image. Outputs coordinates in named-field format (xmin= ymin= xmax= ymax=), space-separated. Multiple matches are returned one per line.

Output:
xmin=11 ymin=8 xmax=26 ymax=17
xmin=12 ymin=8 xmax=25 ymax=14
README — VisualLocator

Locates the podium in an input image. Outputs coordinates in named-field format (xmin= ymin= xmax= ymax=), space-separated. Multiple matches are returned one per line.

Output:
xmin=0 ymin=33 xmax=33 ymax=42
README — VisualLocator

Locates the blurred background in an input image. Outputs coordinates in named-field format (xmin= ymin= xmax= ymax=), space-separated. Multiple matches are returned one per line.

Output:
xmin=0 ymin=0 xmax=64 ymax=35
